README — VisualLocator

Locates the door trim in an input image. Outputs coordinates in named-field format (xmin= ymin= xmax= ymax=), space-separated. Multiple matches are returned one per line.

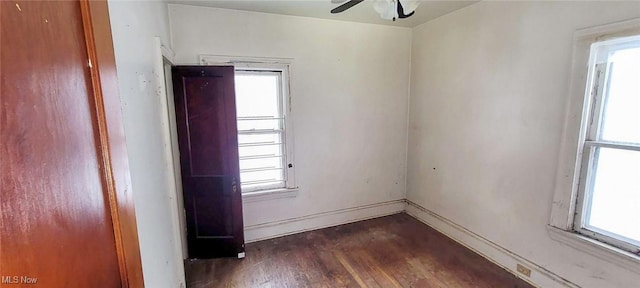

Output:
xmin=154 ymin=36 xmax=189 ymax=281
xmin=79 ymin=0 xmax=144 ymax=286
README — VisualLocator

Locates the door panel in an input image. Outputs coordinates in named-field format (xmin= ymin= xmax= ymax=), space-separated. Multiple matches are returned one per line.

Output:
xmin=0 ymin=0 xmax=141 ymax=287
xmin=193 ymin=177 xmax=234 ymax=237
xmin=172 ymin=66 xmax=244 ymax=258
xmin=184 ymin=77 xmax=228 ymax=176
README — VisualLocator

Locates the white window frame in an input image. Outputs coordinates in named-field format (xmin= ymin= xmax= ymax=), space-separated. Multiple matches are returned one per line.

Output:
xmin=199 ymin=55 xmax=298 ymax=201
xmin=573 ymin=35 xmax=640 ymax=253
xmin=549 ymin=18 xmax=640 ymax=272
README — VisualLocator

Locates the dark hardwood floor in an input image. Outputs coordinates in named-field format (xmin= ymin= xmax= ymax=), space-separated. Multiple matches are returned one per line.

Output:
xmin=185 ymin=213 xmax=534 ymax=288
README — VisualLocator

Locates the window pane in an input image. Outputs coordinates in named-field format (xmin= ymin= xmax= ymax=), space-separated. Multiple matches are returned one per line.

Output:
xmin=234 ymin=71 xmax=286 ymax=191
xmin=238 ymin=144 xmax=283 ymax=159
xmin=586 ymin=148 xmax=640 ymax=243
xmin=238 ymin=133 xmax=282 ymax=146
xmin=600 ymin=47 xmax=640 ymax=144
xmin=239 ymin=157 xmax=283 ymax=171
xmin=235 ymin=73 xmax=280 ymax=118
xmin=237 ymin=118 xmax=283 ymax=131
xmin=240 ymin=170 xmax=284 ymax=183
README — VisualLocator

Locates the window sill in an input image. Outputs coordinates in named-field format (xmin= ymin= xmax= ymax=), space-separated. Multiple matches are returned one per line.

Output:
xmin=242 ymin=187 xmax=299 ymax=203
xmin=547 ymin=225 xmax=640 ymax=274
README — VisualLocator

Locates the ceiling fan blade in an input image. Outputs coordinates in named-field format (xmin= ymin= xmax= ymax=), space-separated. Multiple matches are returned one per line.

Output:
xmin=331 ymin=0 xmax=365 ymax=14
xmin=397 ymin=1 xmax=415 ymax=19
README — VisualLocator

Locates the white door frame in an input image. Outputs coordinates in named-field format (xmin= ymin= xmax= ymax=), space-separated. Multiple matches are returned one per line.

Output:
xmin=153 ymin=37 xmax=188 ymax=264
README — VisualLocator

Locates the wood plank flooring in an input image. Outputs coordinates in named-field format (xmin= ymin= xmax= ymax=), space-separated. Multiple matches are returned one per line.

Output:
xmin=185 ymin=213 xmax=535 ymax=288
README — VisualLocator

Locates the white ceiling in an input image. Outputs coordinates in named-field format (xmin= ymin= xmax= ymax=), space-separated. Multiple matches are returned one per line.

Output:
xmin=167 ymin=0 xmax=478 ymax=28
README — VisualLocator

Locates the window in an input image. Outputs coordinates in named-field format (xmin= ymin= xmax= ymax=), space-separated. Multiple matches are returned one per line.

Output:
xmin=233 ymin=64 xmax=295 ymax=193
xmin=573 ymin=35 xmax=640 ymax=254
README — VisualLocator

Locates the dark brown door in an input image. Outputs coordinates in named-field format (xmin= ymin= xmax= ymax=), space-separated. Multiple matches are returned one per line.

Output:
xmin=172 ymin=66 xmax=245 ymax=258
xmin=1 ymin=1 xmax=143 ymax=287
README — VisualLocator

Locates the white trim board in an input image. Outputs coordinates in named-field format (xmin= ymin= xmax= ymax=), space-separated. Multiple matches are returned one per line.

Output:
xmin=153 ymin=37 xmax=187 ymax=287
xmin=243 ymin=199 xmax=406 ymax=243
xmin=405 ymin=200 xmax=579 ymax=288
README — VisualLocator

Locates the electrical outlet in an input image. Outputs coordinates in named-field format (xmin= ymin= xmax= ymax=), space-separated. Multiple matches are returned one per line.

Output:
xmin=516 ymin=264 xmax=531 ymax=277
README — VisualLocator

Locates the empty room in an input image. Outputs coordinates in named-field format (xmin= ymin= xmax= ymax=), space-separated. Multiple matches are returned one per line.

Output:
xmin=2 ymin=0 xmax=640 ymax=287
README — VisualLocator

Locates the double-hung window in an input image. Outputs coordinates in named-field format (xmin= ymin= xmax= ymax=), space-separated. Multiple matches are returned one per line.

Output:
xmin=232 ymin=64 xmax=296 ymax=193
xmin=572 ymin=34 xmax=640 ymax=254
xmin=199 ymin=55 xmax=297 ymax=197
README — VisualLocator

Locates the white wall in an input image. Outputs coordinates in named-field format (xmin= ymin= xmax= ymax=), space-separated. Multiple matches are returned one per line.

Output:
xmin=408 ymin=2 xmax=640 ymax=288
xmin=108 ymin=1 xmax=185 ymax=287
xmin=169 ymin=5 xmax=411 ymax=240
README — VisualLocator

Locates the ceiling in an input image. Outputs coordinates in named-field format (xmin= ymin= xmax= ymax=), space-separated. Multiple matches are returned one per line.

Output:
xmin=167 ymin=0 xmax=479 ymax=28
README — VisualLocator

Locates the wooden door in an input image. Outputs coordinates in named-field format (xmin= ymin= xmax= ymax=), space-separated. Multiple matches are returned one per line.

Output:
xmin=172 ymin=66 xmax=245 ymax=259
xmin=0 ymin=1 xmax=143 ymax=287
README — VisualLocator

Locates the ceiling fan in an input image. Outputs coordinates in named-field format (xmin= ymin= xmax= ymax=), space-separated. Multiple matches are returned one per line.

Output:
xmin=331 ymin=0 xmax=420 ymax=21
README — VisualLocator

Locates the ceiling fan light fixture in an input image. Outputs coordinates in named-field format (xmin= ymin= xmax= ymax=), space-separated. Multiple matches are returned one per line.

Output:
xmin=401 ymin=0 xmax=420 ymax=15
xmin=373 ymin=0 xmax=420 ymax=21
xmin=332 ymin=0 xmax=418 ymax=20
xmin=373 ymin=0 xmax=397 ymax=20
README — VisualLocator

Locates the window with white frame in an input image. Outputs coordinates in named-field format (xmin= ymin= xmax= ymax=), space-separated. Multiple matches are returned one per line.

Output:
xmin=233 ymin=64 xmax=295 ymax=193
xmin=572 ymin=34 xmax=640 ymax=254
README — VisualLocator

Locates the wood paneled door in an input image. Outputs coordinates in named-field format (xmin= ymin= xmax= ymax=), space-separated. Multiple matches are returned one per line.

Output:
xmin=172 ymin=66 xmax=245 ymax=259
xmin=0 ymin=1 xmax=143 ymax=287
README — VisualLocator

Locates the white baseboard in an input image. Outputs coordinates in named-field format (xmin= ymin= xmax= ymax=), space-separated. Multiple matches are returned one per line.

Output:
xmin=405 ymin=200 xmax=579 ymax=288
xmin=243 ymin=199 xmax=406 ymax=243
xmin=242 ymin=199 xmax=581 ymax=288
